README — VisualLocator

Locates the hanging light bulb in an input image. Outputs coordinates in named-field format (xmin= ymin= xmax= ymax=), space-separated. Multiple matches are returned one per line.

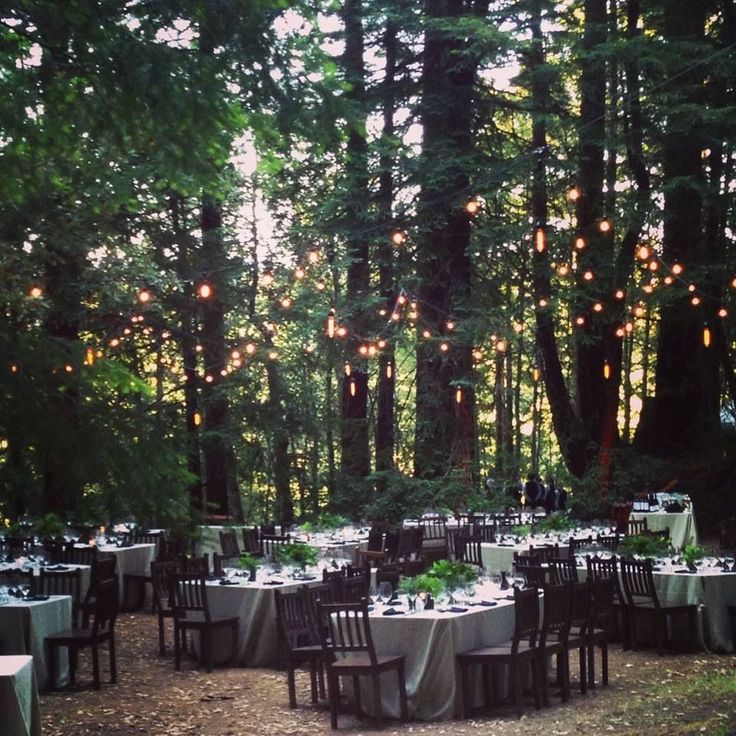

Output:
xmin=439 ymin=342 xmax=450 ymax=352
xmin=193 ymin=411 xmax=202 ymax=427
xmin=307 ymin=249 xmax=320 ymax=264
xmin=386 ymin=362 xmax=393 ymax=379
xmin=575 ymin=316 xmax=586 ymax=326
xmin=316 ymin=281 xmax=326 ymax=291
xmin=568 ymin=186 xmax=580 ymax=202
xmin=349 ymin=378 xmax=356 ymax=397
xmin=637 ymin=245 xmax=650 ymax=260
xmin=703 ymin=325 xmax=712 ymax=348
xmin=598 ymin=219 xmax=611 ymax=233
xmin=280 ymin=297 xmax=292 ymax=309
xmin=615 ymin=327 xmax=625 ymax=338
xmin=558 ymin=264 xmax=570 ymax=276
xmin=603 ymin=360 xmax=611 ymax=379
xmin=534 ymin=226 xmax=547 ymax=253
xmin=593 ymin=302 xmax=604 ymax=313
xmin=84 ymin=347 xmax=95 ymax=366
xmin=367 ymin=344 xmax=377 ymax=357
xmin=326 ymin=308 xmax=336 ymax=338
xmin=336 ymin=326 xmax=347 ymax=337
xmin=294 ymin=267 xmax=305 ymax=280
xmin=358 ymin=345 xmax=368 ymax=356
xmin=137 ymin=288 xmax=152 ymax=304
xmin=472 ymin=349 xmax=483 ymax=362
xmin=268 ymin=350 xmax=278 ymax=360
xmin=648 ymin=260 xmax=659 ymax=272
xmin=465 ymin=198 xmax=480 ymax=215
xmin=344 ymin=362 xmax=351 ymax=377
xmin=397 ymin=294 xmax=407 ymax=305
xmin=377 ymin=339 xmax=387 ymax=349
xmin=531 ymin=366 xmax=541 ymax=382
xmin=391 ymin=230 xmax=406 ymax=246
xmin=422 ymin=330 xmax=431 ymax=339
xmin=245 ymin=343 xmax=256 ymax=355
xmin=495 ymin=339 xmax=507 ymax=352
xmin=538 ymin=298 xmax=548 ymax=308
xmin=455 ymin=387 xmax=463 ymax=404
xmin=691 ymin=296 xmax=701 ymax=306
xmin=614 ymin=289 xmax=625 ymax=300
xmin=575 ymin=236 xmax=586 ymax=250
xmin=671 ymin=263 xmax=684 ymax=275
xmin=446 ymin=320 xmax=455 ymax=331
xmin=583 ymin=270 xmax=594 ymax=281
xmin=261 ymin=271 xmax=274 ymax=287
xmin=29 ymin=284 xmax=44 ymax=298
xmin=718 ymin=307 xmax=728 ymax=318
xmin=197 ymin=282 xmax=212 ymax=299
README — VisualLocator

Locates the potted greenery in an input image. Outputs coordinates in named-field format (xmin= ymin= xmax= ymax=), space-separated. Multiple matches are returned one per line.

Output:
xmin=33 ymin=513 xmax=65 ymax=539
xmin=237 ymin=552 xmax=260 ymax=582
xmin=276 ymin=542 xmax=318 ymax=575
xmin=619 ymin=534 xmax=670 ymax=559
xmin=681 ymin=543 xmax=707 ymax=572
xmin=411 ymin=573 xmax=444 ymax=609
xmin=427 ymin=559 xmax=478 ymax=603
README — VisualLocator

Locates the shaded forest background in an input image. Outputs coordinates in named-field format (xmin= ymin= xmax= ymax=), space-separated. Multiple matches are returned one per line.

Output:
xmin=1 ymin=0 xmax=735 ymax=536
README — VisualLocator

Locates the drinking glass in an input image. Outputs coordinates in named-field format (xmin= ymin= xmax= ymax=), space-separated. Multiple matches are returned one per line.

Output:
xmin=377 ymin=581 xmax=393 ymax=603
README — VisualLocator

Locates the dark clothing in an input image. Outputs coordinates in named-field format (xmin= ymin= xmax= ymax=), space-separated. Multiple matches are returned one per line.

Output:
xmin=525 ymin=479 xmax=541 ymax=507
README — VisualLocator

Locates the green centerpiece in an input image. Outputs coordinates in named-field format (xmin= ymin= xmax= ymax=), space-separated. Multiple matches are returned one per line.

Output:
xmin=681 ymin=543 xmax=708 ymax=571
xmin=619 ymin=533 xmax=670 ymax=559
xmin=276 ymin=542 xmax=318 ymax=573
xmin=427 ymin=559 xmax=478 ymax=603
xmin=237 ymin=552 xmax=260 ymax=581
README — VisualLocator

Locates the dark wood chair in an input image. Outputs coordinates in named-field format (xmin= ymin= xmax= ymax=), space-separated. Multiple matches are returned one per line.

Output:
xmin=568 ymin=536 xmax=593 ymax=556
xmin=62 ymin=543 xmax=97 ymax=567
xmin=178 ymin=554 xmax=210 ymax=574
xmin=538 ymin=582 xmax=573 ymax=706
xmin=171 ymin=573 xmax=239 ymax=672
xmin=456 ymin=534 xmax=483 ymax=567
xmin=274 ymin=588 xmax=325 ymax=708
xmin=45 ymin=577 xmax=118 ymax=690
xmin=529 ymin=544 xmax=559 ymax=564
xmin=548 ymin=556 xmax=579 ymax=585
xmin=457 ymin=587 xmax=542 ymax=718
xmin=151 ymin=560 xmax=178 ymax=656
xmin=596 ymin=533 xmax=620 ymax=551
xmin=566 ymin=580 xmax=592 ymax=693
xmin=79 ymin=555 xmax=117 ymax=628
xmin=37 ymin=567 xmax=83 ymax=627
xmin=445 ymin=526 xmax=468 ymax=561
xmin=619 ymin=556 xmax=698 ymax=654
xmin=219 ymin=530 xmax=240 ymax=556
xmin=611 ymin=502 xmax=632 ymax=534
xmin=43 ymin=538 xmax=65 ymax=564
xmin=122 ymin=532 xmax=164 ymax=611
xmin=584 ymin=576 xmax=615 ymax=689
xmin=213 ymin=552 xmax=241 ymax=577
xmin=586 ymin=554 xmax=629 ymax=649
xmin=475 ymin=523 xmax=497 ymax=544
xmin=341 ymin=574 xmax=370 ymax=603
xmin=515 ymin=563 xmax=548 ymax=588
xmin=241 ymin=527 xmax=262 ymax=556
xmin=262 ymin=534 xmax=292 ymax=562
xmin=317 ymin=598 xmax=408 ymax=729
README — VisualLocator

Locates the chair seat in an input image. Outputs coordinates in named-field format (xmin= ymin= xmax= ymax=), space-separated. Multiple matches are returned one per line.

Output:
xmin=176 ymin=615 xmax=239 ymax=630
xmin=458 ymin=640 xmax=536 ymax=659
xmin=47 ymin=627 xmax=112 ymax=645
xmin=630 ymin=601 xmax=696 ymax=614
xmin=291 ymin=644 xmax=323 ymax=659
xmin=330 ymin=653 xmax=404 ymax=673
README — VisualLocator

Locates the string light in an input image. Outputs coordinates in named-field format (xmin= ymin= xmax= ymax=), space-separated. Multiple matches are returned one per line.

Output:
xmin=109 ymin=338 xmax=120 ymax=347
xmin=614 ymin=289 xmax=625 ymax=300
xmin=625 ymin=322 xmax=634 ymax=333
xmin=205 ymin=374 xmax=214 ymax=383
xmin=538 ymin=298 xmax=548 ymax=307
xmin=397 ymin=294 xmax=407 ymax=305
xmin=344 ymin=362 xmax=351 ymax=377
xmin=472 ymin=349 xmax=483 ymax=362
xmin=137 ymin=288 xmax=152 ymax=304
xmin=422 ymin=330 xmax=431 ymax=339
xmin=280 ymin=297 xmax=292 ymax=309
xmin=455 ymin=387 xmax=463 ymax=404
xmin=446 ymin=320 xmax=455 ymax=331
xmin=261 ymin=271 xmax=274 ymax=287
xmin=386 ymin=362 xmax=393 ymax=379
xmin=391 ymin=231 xmax=406 ymax=246
xmin=349 ymin=378 xmax=356 ymax=397
xmin=336 ymin=326 xmax=347 ymax=337
xmin=568 ymin=187 xmax=580 ymax=201
xmin=495 ymin=339 xmax=507 ymax=352
xmin=367 ymin=344 xmax=377 ymax=357
xmin=688 ymin=284 xmax=696 ymax=292
xmin=307 ymin=250 xmax=320 ymax=264
xmin=197 ymin=282 xmax=212 ymax=299
xmin=326 ymin=308 xmax=336 ymax=338
xmin=377 ymin=339 xmax=387 ymax=349
xmin=29 ymin=285 xmax=43 ymax=298
xmin=534 ymin=226 xmax=547 ymax=253
xmin=439 ymin=342 xmax=450 ymax=352
xmin=703 ymin=325 xmax=712 ymax=347
xmin=465 ymin=198 xmax=480 ymax=215
xmin=598 ymin=219 xmax=611 ymax=233
xmin=583 ymin=270 xmax=594 ymax=282
xmin=575 ymin=236 xmax=586 ymax=250
xmin=648 ymin=260 xmax=659 ymax=271
xmin=245 ymin=343 xmax=256 ymax=355
xmin=84 ymin=348 xmax=95 ymax=366
xmin=358 ymin=345 xmax=368 ymax=356
xmin=615 ymin=327 xmax=625 ymax=338
xmin=557 ymin=264 xmax=570 ymax=276
xmin=672 ymin=263 xmax=684 ymax=275
xmin=64 ymin=364 xmax=73 ymax=373
xmin=637 ymin=245 xmax=650 ymax=260
xmin=316 ymin=282 xmax=326 ymax=291
xmin=691 ymin=296 xmax=701 ymax=306
xmin=575 ymin=316 xmax=586 ymax=326
xmin=718 ymin=307 xmax=728 ymax=318
xmin=268 ymin=351 xmax=278 ymax=360
xmin=193 ymin=411 xmax=202 ymax=427
xmin=294 ymin=267 xmax=305 ymax=280
xmin=603 ymin=360 xmax=611 ymax=379
xmin=593 ymin=302 xmax=604 ymax=313
xmin=531 ymin=366 xmax=541 ymax=381
xmin=10 ymin=364 xmax=18 ymax=374
xmin=664 ymin=275 xmax=673 ymax=285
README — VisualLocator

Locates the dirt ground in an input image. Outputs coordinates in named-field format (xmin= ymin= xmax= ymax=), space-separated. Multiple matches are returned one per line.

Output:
xmin=39 ymin=612 xmax=736 ymax=736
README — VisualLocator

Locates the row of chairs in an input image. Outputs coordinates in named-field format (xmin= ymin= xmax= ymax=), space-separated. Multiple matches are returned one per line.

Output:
xmin=513 ymin=554 xmax=698 ymax=654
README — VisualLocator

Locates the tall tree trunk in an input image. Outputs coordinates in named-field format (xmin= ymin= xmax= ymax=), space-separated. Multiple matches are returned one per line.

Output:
xmin=375 ymin=12 xmax=398 ymax=480
xmin=528 ymin=0 xmax=590 ymax=477
xmin=340 ymin=0 xmax=371 ymax=481
xmin=635 ymin=1 xmax=716 ymax=456
xmin=415 ymin=0 xmax=488 ymax=479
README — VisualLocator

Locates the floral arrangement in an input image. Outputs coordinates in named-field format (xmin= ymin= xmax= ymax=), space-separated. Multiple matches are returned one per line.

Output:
xmin=403 ymin=573 xmax=444 ymax=599
xmin=427 ymin=559 xmax=478 ymax=590
xmin=535 ymin=512 xmax=576 ymax=534
xmin=275 ymin=542 xmax=318 ymax=569
xmin=681 ymin=543 xmax=707 ymax=568
xmin=619 ymin=533 xmax=670 ymax=559
xmin=237 ymin=553 xmax=260 ymax=571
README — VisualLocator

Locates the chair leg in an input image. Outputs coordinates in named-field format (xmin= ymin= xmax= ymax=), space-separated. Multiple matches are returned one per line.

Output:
xmin=511 ymin=660 xmax=523 ymax=718
xmin=317 ymin=662 xmax=326 ymax=700
xmin=459 ymin=661 xmax=471 ymax=718
xmin=45 ymin=641 xmax=57 ymax=691
xmin=158 ymin=614 xmax=166 ymax=657
xmin=287 ymin=664 xmax=297 ymax=708
xmin=92 ymin=644 xmax=101 ymax=690
xmin=327 ymin=672 xmax=340 ymax=729
xmin=540 ymin=653 xmax=550 ymax=707
xmin=205 ymin=630 xmax=213 ymax=673
xmin=601 ymin=642 xmax=608 ymax=686
xmin=531 ymin=658 xmax=541 ymax=711
xmin=578 ymin=645 xmax=587 ymax=694
xmin=69 ymin=648 xmax=77 ymax=687
xmin=109 ymin=635 xmax=117 ymax=684
xmin=561 ymin=649 xmax=571 ymax=702
xmin=353 ymin=676 xmax=362 ymax=719
xmin=397 ymin=662 xmax=408 ymax=722
xmin=371 ymin=672 xmax=382 ymax=730
xmin=174 ymin=624 xmax=182 ymax=671
xmin=587 ymin=644 xmax=596 ymax=688
xmin=309 ymin=662 xmax=319 ymax=705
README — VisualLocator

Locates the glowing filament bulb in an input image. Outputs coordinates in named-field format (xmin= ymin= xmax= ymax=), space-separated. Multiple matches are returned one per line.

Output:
xmin=280 ymin=297 xmax=292 ymax=309
xmin=294 ymin=267 xmax=305 ymax=280
xmin=261 ymin=271 xmax=274 ymax=287
xmin=583 ymin=271 xmax=594 ymax=282
xmin=326 ymin=309 xmax=336 ymax=338
xmin=603 ymin=360 xmax=611 ymax=380
xmin=718 ymin=307 xmax=728 ymax=318
xmin=575 ymin=316 xmax=586 ymax=326
xmin=614 ymin=289 xmax=625 ymax=300
xmin=455 ymin=387 xmax=463 ymax=404
xmin=391 ymin=230 xmax=406 ymax=246
xmin=575 ymin=237 xmax=586 ymax=250
xmin=439 ymin=342 xmax=450 ymax=352
xmin=344 ymin=362 xmax=352 ymax=377
xmin=307 ymin=250 xmax=320 ymax=264
xmin=496 ymin=339 xmax=507 ymax=353
xmin=397 ymin=294 xmax=407 ymax=305
xmin=349 ymin=378 xmax=356 ymax=397
xmin=245 ymin=343 xmax=256 ymax=355
xmin=531 ymin=366 xmax=540 ymax=382
xmin=465 ymin=198 xmax=480 ymax=215
xmin=703 ymin=326 xmax=711 ymax=348
xmin=691 ymin=296 xmax=701 ymax=306
xmin=386 ymin=362 xmax=393 ymax=379
xmin=137 ymin=288 xmax=151 ymax=304
xmin=593 ymin=302 xmax=604 ymax=313
xmin=599 ymin=219 xmax=611 ymax=233
xmin=29 ymin=285 xmax=43 ymax=298
xmin=193 ymin=411 xmax=202 ymax=427
xmin=534 ymin=227 xmax=547 ymax=253
xmin=84 ymin=348 xmax=95 ymax=366
xmin=637 ymin=245 xmax=650 ymax=260
xmin=197 ymin=282 xmax=212 ymax=299
xmin=672 ymin=263 xmax=684 ymax=275
xmin=568 ymin=187 xmax=580 ymax=202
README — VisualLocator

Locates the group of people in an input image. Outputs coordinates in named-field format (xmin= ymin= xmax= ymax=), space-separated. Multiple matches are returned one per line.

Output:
xmin=523 ymin=473 xmax=566 ymax=513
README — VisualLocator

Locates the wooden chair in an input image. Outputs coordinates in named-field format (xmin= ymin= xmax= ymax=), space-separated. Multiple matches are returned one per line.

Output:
xmin=342 ymin=574 xmax=370 ymax=603
xmin=445 ymin=526 xmax=468 ymax=560
xmin=611 ymin=502 xmax=632 ymax=534
xmin=79 ymin=555 xmax=117 ymax=628
xmin=45 ymin=577 xmax=118 ymax=690
xmin=548 ymin=556 xmax=579 ymax=585
xmin=568 ymin=536 xmax=593 ymax=556
xmin=37 ymin=568 xmax=83 ymax=627
xmin=420 ymin=517 xmax=447 ymax=561
xmin=566 ymin=580 xmax=592 ymax=693
xmin=63 ymin=543 xmax=97 ymax=567
xmin=515 ymin=563 xmax=548 ymax=588
xmin=43 ymin=538 xmax=65 ymax=564
xmin=213 ymin=552 xmax=241 ymax=577
xmin=151 ymin=560 xmax=178 ymax=656
xmin=586 ymin=554 xmax=629 ymax=648
xmin=317 ymin=598 xmax=408 ymax=729
xmin=457 ymin=587 xmax=542 ymax=718
xmin=171 ymin=573 xmax=239 ymax=672
xmin=596 ymin=533 xmax=620 ymax=551
xmin=456 ymin=534 xmax=483 ymax=567
xmin=619 ymin=556 xmax=698 ymax=654
xmin=262 ymin=534 xmax=292 ymax=562
xmin=219 ymin=530 xmax=240 ymax=556
xmin=275 ymin=588 xmax=325 ymax=708
xmin=584 ymin=576 xmax=615 ymax=689
xmin=538 ymin=582 xmax=573 ymax=706
xmin=475 ymin=523 xmax=497 ymax=544
xmin=529 ymin=544 xmax=559 ymax=564
xmin=179 ymin=554 xmax=210 ymax=574
xmin=122 ymin=532 xmax=164 ymax=611
xmin=627 ymin=518 xmax=648 ymax=536
xmin=241 ymin=527 xmax=262 ymax=556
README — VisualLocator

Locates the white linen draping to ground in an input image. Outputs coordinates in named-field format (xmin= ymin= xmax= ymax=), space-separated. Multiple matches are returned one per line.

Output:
xmin=350 ymin=595 xmax=521 ymax=721
xmin=0 ymin=655 xmax=41 ymax=736
xmin=0 ymin=595 xmax=72 ymax=690
xmin=96 ymin=543 xmax=156 ymax=600
xmin=629 ymin=510 xmax=697 ymax=550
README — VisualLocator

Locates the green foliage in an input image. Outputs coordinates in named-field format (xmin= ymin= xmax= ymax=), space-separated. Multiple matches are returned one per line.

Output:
xmin=411 ymin=573 xmax=444 ymax=599
xmin=427 ymin=559 xmax=479 ymax=590
xmin=620 ymin=534 xmax=670 ymax=559
xmin=276 ymin=542 xmax=318 ymax=569
xmin=681 ymin=544 xmax=708 ymax=567
xmin=33 ymin=513 xmax=64 ymax=538
xmin=535 ymin=512 xmax=576 ymax=534
xmin=237 ymin=553 xmax=260 ymax=571
xmin=467 ymin=492 xmax=517 ymax=514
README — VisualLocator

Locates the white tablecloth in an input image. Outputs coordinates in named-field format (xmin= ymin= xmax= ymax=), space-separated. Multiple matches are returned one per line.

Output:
xmin=629 ymin=511 xmax=697 ymax=550
xmin=359 ymin=587 xmax=523 ymax=721
xmin=0 ymin=595 xmax=72 ymax=690
xmin=96 ymin=544 xmax=156 ymax=599
xmin=0 ymin=655 xmax=41 ymax=736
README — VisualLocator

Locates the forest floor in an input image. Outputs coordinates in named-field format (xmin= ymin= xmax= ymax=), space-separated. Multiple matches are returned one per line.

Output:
xmin=39 ymin=612 xmax=736 ymax=736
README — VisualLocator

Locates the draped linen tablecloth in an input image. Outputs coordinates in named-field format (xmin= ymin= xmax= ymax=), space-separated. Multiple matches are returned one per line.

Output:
xmin=0 ymin=595 xmax=72 ymax=690
xmin=629 ymin=510 xmax=697 ymax=550
xmin=96 ymin=543 xmax=156 ymax=599
xmin=349 ymin=592 xmax=522 ymax=721
xmin=194 ymin=576 xmax=305 ymax=667
xmin=0 ymin=655 xmax=42 ymax=736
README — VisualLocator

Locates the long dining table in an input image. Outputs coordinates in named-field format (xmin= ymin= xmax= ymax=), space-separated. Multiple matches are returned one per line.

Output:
xmin=0 ymin=655 xmax=42 ymax=736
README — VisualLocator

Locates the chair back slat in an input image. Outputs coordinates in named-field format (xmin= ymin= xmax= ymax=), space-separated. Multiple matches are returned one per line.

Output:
xmin=38 ymin=568 xmax=82 ymax=604
xmin=275 ymin=588 xmax=313 ymax=648
xmin=456 ymin=534 xmax=483 ymax=567
xmin=540 ymin=581 xmax=572 ymax=643
xmin=620 ymin=556 xmax=659 ymax=607
xmin=172 ymin=573 xmax=210 ymax=622
xmin=151 ymin=560 xmax=178 ymax=611
xmin=512 ymin=587 xmax=540 ymax=652
xmin=420 ymin=517 xmax=446 ymax=542
xmin=367 ymin=527 xmax=384 ymax=552
xmin=242 ymin=527 xmax=261 ymax=555
xmin=179 ymin=555 xmax=210 ymax=574
xmin=262 ymin=535 xmax=292 ymax=561
xmin=475 ymin=524 xmax=497 ymax=543
xmin=319 ymin=599 xmax=376 ymax=663
xmin=91 ymin=577 xmax=119 ymax=635
xmin=219 ymin=530 xmax=240 ymax=556
xmin=627 ymin=518 xmax=648 ymax=536
xmin=529 ymin=544 xmax=559 ymax=564
xmin=63 ymin=543 xmax=97 ymax=567
xmin=549 ymin=556 xmax=578 ymax=584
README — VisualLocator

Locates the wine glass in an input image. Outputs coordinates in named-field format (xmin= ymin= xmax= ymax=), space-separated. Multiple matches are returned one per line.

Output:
xmin=725 ymin=556 xmax=735 ymax=572
xmin=377 ymin=581 xmax=393 ymax=604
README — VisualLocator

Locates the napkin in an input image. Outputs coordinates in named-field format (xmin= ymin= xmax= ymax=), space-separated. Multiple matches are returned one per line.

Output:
xmin=382 ymin=608 xmax=404 ymax=616
xmin=674 ymin=569 xmax=691 ymax=574
xmin=47 ymin=565 xmax=69 ymax=571
xmin=218 ymin=579 xmax=239 ymax=585
xmin=448 ymin=606 xmax=468 ymax=613
xmin=264 ymin=580 xmax=284 ymax=586
xmin=27 ymin=594 xmax=50 ymax=601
